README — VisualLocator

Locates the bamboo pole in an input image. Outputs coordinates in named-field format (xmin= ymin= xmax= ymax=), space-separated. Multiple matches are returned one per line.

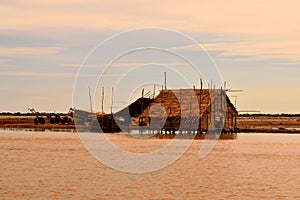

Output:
xmin=88 ymin=86 xmax=92 ymax=113
xmin=199 ymin=79 xmax=202 ymax=133
xmin=101 ymin=86 xmax=104 ymax=129
xmin=111 ymin=87 xmax=114 ymax=131
xmin=164 ymin=72 xmax=167 ymax=90
xmin=101 ymin=87 xmax=104 ymax=114
xmin=111 ymin=87 xmax=114 ymax=114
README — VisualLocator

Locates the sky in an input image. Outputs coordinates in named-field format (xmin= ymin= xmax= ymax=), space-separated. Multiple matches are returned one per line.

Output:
xmin=0 ymin=0 xmax=299 ymax=113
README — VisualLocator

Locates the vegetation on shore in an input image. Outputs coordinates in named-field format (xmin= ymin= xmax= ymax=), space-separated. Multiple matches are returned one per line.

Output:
xmin=0 ymin=112 xmax=67 ymax=116
xmin=1 ymin=112 xmax=300 ymax=117
xmin=238 ymin=113 xmax=300 ymax=117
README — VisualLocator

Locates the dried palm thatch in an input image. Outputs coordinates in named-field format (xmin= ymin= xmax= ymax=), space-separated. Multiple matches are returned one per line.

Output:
xmin=140 ymin=89 xmax=237 ymax=133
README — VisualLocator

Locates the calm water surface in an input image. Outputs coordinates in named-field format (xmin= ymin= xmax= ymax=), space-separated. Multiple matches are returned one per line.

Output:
xmin=1 ymin=131 xmax=299 ymax=199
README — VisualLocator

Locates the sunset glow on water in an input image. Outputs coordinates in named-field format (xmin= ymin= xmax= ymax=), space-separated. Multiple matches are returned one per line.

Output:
xmin=1 ymin=131 xmax=299 ymax=199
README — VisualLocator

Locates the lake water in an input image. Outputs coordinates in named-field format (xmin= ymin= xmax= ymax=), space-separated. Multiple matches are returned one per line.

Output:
xmin=1 ymin=131 xmax=300 ymax=199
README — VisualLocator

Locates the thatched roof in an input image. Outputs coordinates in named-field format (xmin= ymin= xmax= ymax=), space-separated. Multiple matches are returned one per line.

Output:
xmin=115 ymin=97 xmax=154 ymax=118
xmin=141 ymin=89 xmax=237 ymax=118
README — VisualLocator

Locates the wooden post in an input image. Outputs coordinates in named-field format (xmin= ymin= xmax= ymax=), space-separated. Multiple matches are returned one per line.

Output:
xmin=141 ymin=88 xmax=144 ymax=114
xmin=139 ymin=88 xmax=144 ymax=135
xmin=88 ymin=86 xmax=92 ymax=113
xmin=101 ymin=87 xmax=104 ymax=114
xmin=189 ymin=88 xmax=192 ymax=134
xmin=164 ymin=72 xmax=167 ymax=90
xmin=101 ymin=86 xmax=104 ymax=129
xmin=111 ymin=87 xmax=114 ymax=114
xmin=111 ymin=87 xmax=114 ymax=131
xmin=199 ymin=79 xmax=202 ymax=133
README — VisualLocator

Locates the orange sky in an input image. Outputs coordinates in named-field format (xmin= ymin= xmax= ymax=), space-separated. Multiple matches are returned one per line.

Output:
xmin=0 ymin=0 xmax=299 ymax=113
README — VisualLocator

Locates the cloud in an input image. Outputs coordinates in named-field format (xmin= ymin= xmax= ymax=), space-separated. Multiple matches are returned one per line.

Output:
xmin=60 ymin=61 xmax=190 ymax=68
xmin=60 ymin=63 xmax=82 ymax=68
xmin=0 ymin=71 xmax=75 ymax=78
xmin=1 ymin=1 xmax=298 ymax=63
xmin=272 ymin=61 xmax=300 ymax=65
xmin=110 ymin=62 xmax=190 ymax=68
xmin=203 ymin=41 xmax=300 ymax=61
xmin=0 ymin=58 xmax=10 ymax=64
xmin=170 ymin=39 xmax=300 ymax=62
xmin=0 ymin=47 xmax=62 ymax=56
xmin=1 ymin=0 xmax=299 ymax=35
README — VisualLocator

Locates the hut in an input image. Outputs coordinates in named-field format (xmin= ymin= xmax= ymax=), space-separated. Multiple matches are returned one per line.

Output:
xmin=80 ymin=87 xmax=238 ymax=136
xmin=139 ymin=88 xmax=238 ymax=134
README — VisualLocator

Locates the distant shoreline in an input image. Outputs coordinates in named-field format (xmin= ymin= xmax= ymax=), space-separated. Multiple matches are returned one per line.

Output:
xmin=0 ymin=115 xmax=300 ymax=134
xmin=237 ymin=116 xmax=300 ymax=133
xmin=0 ymin=116 xmax=76 ymax=132
xmin=1 ymin=112 xmax=300 ymax=117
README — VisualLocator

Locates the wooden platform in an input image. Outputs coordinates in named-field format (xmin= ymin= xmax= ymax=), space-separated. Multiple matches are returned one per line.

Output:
xmin=150 ymin=133 xmax=237 ymax=139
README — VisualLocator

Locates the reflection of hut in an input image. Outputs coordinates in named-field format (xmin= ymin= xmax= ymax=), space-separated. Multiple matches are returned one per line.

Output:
xmin=140 ymin=89 xmax=238 ymax=134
